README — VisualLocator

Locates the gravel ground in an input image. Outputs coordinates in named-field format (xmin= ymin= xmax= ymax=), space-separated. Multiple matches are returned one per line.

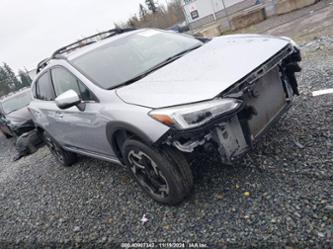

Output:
xmin=237 ymin=0 xmax=333 ymax=44
xmin=0 ymin=46 xmax=332 ymax=248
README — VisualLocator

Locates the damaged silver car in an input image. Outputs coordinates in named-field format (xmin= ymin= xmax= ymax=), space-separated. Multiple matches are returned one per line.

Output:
xmin=0 ymin=88 xmax=34 ymax=138
xmin=29 ymin=28 xmax=301 ymax=204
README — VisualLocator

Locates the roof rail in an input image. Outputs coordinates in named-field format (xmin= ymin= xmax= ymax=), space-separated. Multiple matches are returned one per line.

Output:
xmin=36 ymin=57 xmax=52 ymax=73
xmin=36 ymin=28 xmax=135 ymax=74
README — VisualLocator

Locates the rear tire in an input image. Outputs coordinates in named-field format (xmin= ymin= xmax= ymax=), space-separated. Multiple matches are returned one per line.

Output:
xmin=43 ymin=132 xmax=77 ymax=166
xmin=122 ymin=139 xmax=193 ymax=205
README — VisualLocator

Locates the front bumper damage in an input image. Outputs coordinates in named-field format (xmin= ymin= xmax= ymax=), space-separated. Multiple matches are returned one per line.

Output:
xmin=155 ymin=44 xmax=301 ymax=164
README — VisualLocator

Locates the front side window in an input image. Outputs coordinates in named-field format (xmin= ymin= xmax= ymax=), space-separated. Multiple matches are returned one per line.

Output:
xmin=36 ymin=72 xmax=55 ymax=101
xmin=51 ymin=67 xmax=95 ymax=101
xmin=71 ymin=29 xmax=203 ymax=89
xmin=2 ymin=91 xmax=32 ymax=114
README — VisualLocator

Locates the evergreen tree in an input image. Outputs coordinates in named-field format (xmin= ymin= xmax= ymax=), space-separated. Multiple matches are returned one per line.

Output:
xmin=139 ymin=4 xmax=148 ymax=20
xmin=18 ymin=70 xmax=32 ymax=87
xmin=145 ymin=0 xmax=158 ymax=13
xmin=127 ymin=15 xmax=139 ymax=28
xmin=0 ymin=66 xmax=11 ymax=96
xmin=3 ymin=63 xmax=21 ymax=91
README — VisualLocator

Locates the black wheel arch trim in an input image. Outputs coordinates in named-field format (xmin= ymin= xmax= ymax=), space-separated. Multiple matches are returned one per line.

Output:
xmin=106 ymin=121 xmax=155 ymax=163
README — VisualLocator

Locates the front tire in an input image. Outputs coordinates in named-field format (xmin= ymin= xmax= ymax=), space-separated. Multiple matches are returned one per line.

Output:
xmin=43 ymin=132 xmax=77 ymax=166
xmin=122 ymin=139 xmax=193 ymax=205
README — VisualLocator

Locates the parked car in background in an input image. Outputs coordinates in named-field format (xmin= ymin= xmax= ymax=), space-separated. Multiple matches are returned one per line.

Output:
xmin=29 ymin=28 xmax=301 ymax=205
xmin=168 ymin=21 xmax=190 ymax=33
xmin=0 ymin=88 xmax=34 ymax=138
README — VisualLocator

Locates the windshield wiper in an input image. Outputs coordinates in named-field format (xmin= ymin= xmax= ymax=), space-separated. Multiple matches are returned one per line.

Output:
xmin=160 ymin=44 xmax=202 ymax=64
xmin=110 ymin=45 xmax=202 ymax=89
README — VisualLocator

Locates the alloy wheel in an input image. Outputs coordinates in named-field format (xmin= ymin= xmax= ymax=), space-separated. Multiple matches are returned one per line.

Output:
xmin=128 ymin=150 xmax=170 ymax=199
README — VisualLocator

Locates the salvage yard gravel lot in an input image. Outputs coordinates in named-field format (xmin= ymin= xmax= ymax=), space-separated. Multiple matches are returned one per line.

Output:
xmin=0 ymin=47 xmax=332 ymax=248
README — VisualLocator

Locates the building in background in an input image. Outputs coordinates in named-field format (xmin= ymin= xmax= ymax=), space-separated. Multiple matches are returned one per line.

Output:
xmin=182 ymin=0 xmax=317 ymax=33
xmin=182 ymin=0 xmax=259 ymax=29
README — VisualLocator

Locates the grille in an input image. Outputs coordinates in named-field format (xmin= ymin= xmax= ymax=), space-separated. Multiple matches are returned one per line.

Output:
xmin=247 ymin=67 xmax=287 ymax=137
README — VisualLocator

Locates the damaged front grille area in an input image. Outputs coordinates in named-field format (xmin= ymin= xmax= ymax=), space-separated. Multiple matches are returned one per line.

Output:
xmin=156 ymin=43 xmax=301 ymax=165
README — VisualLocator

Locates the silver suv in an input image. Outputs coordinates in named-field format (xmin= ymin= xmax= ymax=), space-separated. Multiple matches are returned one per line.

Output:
xmin=29 ymin=28 xmax=301 ymax=204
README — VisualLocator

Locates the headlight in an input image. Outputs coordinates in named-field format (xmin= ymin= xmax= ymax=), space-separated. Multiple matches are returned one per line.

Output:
xmin=149 ymin=98 xmax=242 ymax=130
xmin=280 ymin=36 xmax=299 ymax=49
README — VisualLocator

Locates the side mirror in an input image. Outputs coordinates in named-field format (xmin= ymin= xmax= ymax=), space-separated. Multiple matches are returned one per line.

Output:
xmin=55 ymin=90 xmax=81 ymax=110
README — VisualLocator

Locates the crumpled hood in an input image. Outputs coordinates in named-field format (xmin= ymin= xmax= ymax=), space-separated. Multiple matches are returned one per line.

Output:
xmin=116 ymin=34 xmax=290 ymax=109
xmin=6 ymin=107 xmax=32 ymax=124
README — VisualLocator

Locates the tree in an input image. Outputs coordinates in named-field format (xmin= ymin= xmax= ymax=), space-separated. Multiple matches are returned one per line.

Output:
xmin=2 ymin=63 xmax=21 ymax=91
xmin=145 ymin=0 xmax=158 ymax=13
xmin=0 ymin=66 xmax=10 ymax=96
xmin=122 ymin=0 xmax=185 ymax=29
xmin=139 ymin=4 xmax=148 ymax=20
xmin=18 ymin=70 xmax=32 ymax=87
xmin=167 ymin=0 xmax=185 ymax=22
xmin=127 ymin=15 xmax=140 ymax=28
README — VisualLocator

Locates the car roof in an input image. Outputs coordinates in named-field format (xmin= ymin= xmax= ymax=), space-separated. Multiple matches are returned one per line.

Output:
xmin=36 ymin=28 xmax=143 ymax=74
xmin=67 ymin=29 xmax=141 ymax=61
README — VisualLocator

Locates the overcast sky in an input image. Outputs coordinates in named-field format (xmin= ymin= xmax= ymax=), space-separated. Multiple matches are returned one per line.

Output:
xmin=0 ymin=0 xmax=159 ymax=72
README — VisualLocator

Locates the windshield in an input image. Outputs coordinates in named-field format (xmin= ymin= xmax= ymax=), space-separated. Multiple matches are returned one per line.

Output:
xmin=71 ymin=29 xmax=203 ymax=89
xmin=2 ymin=91 xmax=32 ymax=114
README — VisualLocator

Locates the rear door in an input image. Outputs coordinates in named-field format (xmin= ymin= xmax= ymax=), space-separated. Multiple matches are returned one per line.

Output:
xmin=50 ymin=66 xmax=114 ymax=155
xmin=30 ymin=71 xmax=61 ymax=140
